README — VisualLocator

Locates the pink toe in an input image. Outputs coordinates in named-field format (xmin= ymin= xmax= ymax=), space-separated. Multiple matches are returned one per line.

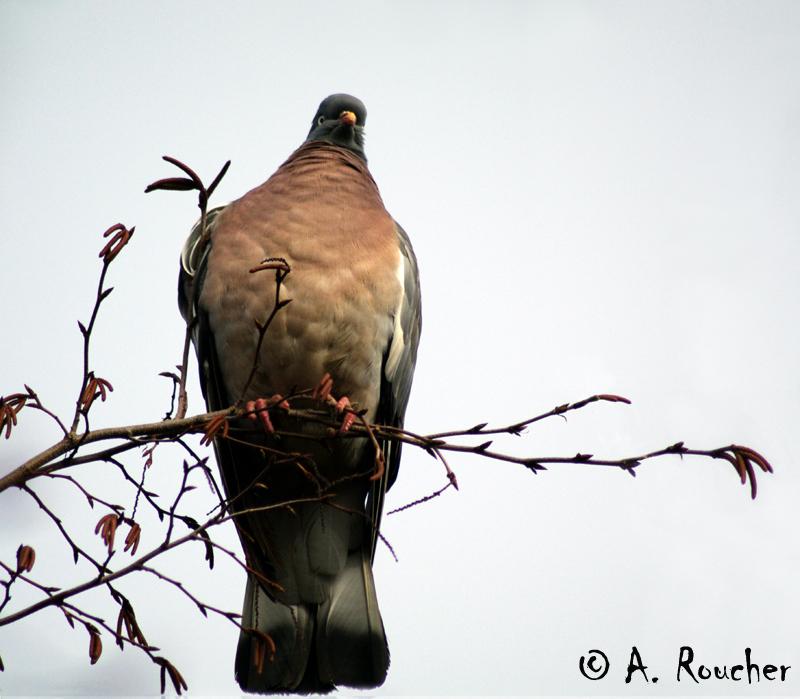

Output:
xmin=260 ymin=410 xmax=274 ymax=433
xmin=340 ymin=412 xmax=356 ymax=434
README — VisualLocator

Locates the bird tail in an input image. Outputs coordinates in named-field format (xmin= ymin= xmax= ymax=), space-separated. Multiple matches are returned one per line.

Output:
xmin=235 ymin=546 xmax=389 ymax=694
xmin=316 ymin=546 xmax=390 ymax=687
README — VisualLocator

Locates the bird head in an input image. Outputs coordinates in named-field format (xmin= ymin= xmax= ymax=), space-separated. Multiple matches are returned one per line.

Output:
xmin=305 ymin=93 xmax=368 ymax=161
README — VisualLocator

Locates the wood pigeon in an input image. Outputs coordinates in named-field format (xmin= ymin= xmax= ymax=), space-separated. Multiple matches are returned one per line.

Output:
xmin=178 ymin=94 xmax=421 ymax=693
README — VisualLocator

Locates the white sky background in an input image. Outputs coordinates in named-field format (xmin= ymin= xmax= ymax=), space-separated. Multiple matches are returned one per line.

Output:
xmin=1 ymin=1 xmax=799 ymax=696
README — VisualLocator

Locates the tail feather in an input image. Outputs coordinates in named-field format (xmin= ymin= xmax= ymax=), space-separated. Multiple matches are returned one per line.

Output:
xmin=316 ymin=547 xmax=389 ymax=688
xmin=235 ymin=489 xmax=388 ymax=692
xmin=235 ymin=545 xmax=388 ymax=693
xmin=236 ymin=576 xmax=321 ymax=692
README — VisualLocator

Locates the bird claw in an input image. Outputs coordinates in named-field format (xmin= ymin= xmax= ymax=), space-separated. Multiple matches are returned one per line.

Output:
xmin=246 ymin=395 xmax=290 ymax=433
xmin=312 ymin=373 xmax=356 ymax=434
xmin=340 ymin=409 xmax=356 ymax=435
xmin=323 ymin=394 xmax=355 ymax=434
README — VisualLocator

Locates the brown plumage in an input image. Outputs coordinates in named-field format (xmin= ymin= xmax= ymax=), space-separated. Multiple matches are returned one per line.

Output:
xmin=202 ymin=143 xmax=401 ymax=420
xmin=179 ymin=94 xmax=421 ymax=693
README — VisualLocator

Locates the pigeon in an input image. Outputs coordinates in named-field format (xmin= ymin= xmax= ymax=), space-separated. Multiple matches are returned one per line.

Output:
xmin=178 ymin=94 xmax=421 ymax=693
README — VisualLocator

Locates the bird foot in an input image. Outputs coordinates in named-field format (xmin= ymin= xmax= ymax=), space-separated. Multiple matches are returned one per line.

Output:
xmin=311 ymin=373 xmax=356 ymax=434
xmin=328 ymin=395 xmax=356 ymax=434
xmin=246 ymin=395 xmax=290 ymax=433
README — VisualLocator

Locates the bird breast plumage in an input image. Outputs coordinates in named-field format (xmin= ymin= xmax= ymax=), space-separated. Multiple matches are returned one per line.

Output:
xmin=199 ymin=144 xmax=403 ymax=423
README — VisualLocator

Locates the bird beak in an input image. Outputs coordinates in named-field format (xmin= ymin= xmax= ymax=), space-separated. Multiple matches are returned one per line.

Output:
xmin=338 ymin=111 xmax=357 ymax=126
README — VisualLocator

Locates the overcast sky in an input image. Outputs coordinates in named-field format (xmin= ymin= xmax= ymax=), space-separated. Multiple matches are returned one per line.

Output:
xmin=2 ymin=1 xmax=800 ymax=696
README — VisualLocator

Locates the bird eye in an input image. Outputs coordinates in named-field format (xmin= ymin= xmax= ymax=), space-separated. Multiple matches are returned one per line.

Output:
xmin=317 ymin=115 xmax=325 ymax=125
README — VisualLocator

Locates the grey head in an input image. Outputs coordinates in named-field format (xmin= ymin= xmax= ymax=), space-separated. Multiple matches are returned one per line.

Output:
xmin=305 ymin=93 xmax=368 ymax=161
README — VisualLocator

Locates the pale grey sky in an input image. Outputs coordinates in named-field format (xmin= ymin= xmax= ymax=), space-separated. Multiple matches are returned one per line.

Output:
xmin=2 ymin=1 xmax=799 ymax=696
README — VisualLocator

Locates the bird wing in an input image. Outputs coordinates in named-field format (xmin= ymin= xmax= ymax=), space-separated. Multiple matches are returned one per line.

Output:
xmin=367 ymin=220 xmax=421 ymax=560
